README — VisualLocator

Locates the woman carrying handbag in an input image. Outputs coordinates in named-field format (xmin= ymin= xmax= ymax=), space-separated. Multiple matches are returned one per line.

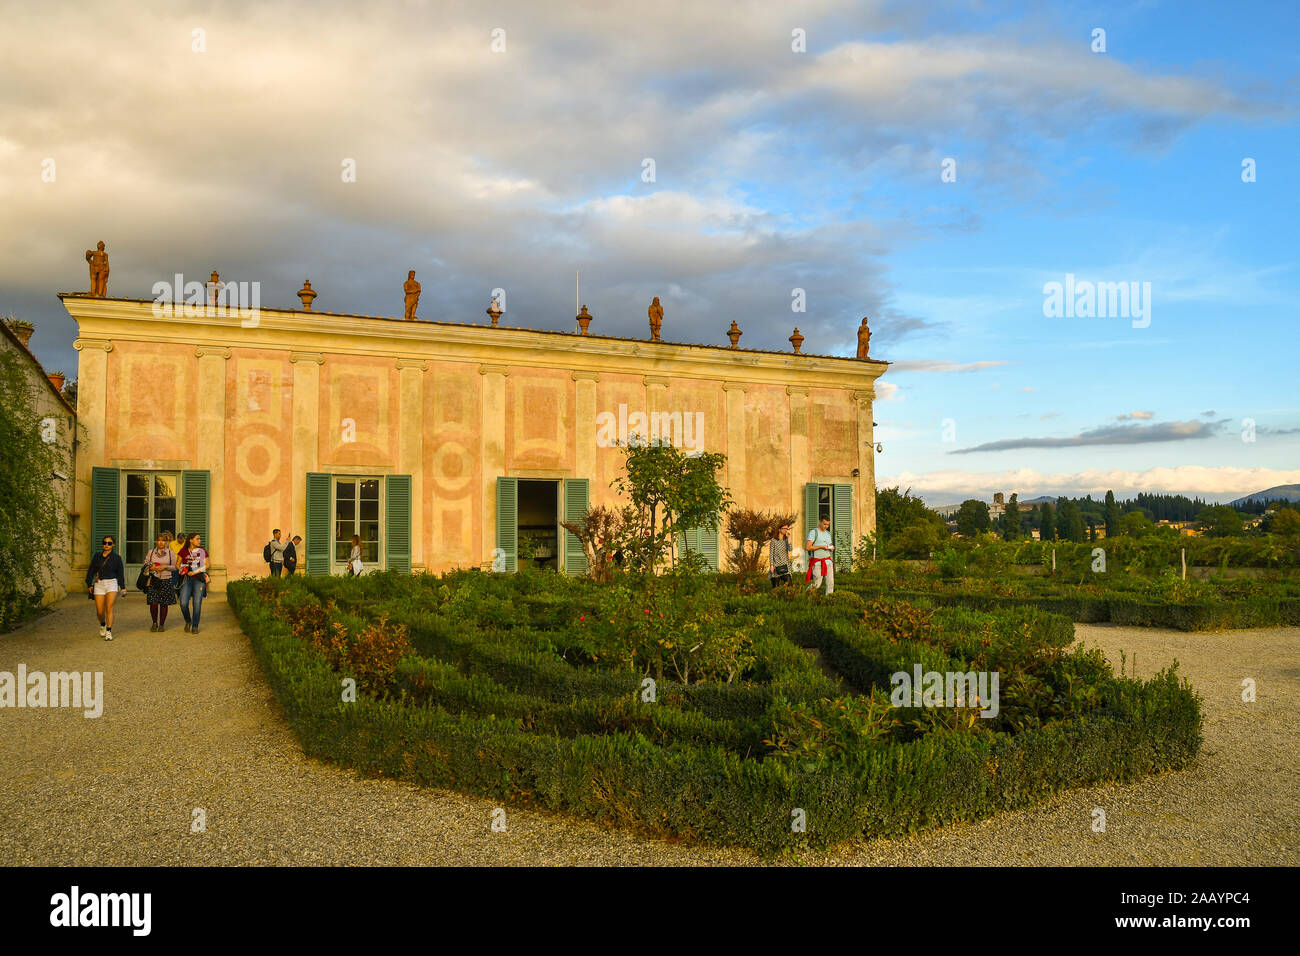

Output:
xmin=143 ymin=532 xmax=179 ymax=631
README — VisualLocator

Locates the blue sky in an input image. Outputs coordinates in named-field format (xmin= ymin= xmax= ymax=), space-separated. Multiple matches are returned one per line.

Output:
xmin=2 ymin=0 xmax=1296 ymax=502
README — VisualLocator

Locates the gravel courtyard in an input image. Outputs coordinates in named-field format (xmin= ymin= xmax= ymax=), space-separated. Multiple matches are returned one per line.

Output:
xmin=2 ymin=591 xmax=1296 ymax=866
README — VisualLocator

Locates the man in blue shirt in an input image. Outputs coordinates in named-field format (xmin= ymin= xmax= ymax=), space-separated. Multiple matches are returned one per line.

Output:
xmin=805 ymin=516 xmax=835 ymax=595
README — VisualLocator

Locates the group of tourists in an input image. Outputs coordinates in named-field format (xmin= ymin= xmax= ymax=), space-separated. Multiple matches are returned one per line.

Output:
xmin=263 ymin=529 xmax=301 ymax=576
xmin=767 ymin=517 xmax=836 ymax=595
xmin=84 ymin=530 xmax=210 ymax=640
xmin=83 ymin=517 xmax=826 ymax=641
xmin=261 ymin=529 xmax=364 ymax=577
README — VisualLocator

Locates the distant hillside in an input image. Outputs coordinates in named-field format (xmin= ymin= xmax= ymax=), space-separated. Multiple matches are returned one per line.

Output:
xmin=1230 ymin=484 xmax=1300 ymax=506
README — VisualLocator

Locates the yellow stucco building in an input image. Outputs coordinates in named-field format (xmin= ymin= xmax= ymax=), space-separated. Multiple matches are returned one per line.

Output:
xmin=62 ymin=291 xmax=887 ymax=588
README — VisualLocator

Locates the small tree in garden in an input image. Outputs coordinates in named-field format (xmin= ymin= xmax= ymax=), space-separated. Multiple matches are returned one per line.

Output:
xmin=611 ymin=439 xmax=731 ymax=571
xmin=725 ymin=508 xmax=796 ymax=577
xmin=560 ymin=504 xmax=633 ymax=583
xmin=574 ymin=441 xmax=752 ymax=683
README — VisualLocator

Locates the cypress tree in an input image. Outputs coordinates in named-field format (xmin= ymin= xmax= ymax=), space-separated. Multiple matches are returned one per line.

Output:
xmin=1104 ymin=490 xmax=1120 ymax=538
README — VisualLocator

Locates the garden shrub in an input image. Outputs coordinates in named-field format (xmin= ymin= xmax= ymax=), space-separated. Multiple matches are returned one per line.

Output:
xmin=228 ymin=571 xmax=1204 ymax=852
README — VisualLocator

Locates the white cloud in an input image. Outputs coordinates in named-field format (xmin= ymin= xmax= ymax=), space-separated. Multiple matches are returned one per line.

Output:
xmin=878 ymin=465 xmax=1300 ymax=502
xmin=889 ymin=360 xmax=1008 ymax=373
xmin=876 ymin=381 xmax=902 ymax=402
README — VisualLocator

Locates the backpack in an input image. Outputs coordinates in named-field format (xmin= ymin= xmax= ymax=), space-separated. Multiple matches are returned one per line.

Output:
xmin=263 ymin=541 xmax=273 ymax=563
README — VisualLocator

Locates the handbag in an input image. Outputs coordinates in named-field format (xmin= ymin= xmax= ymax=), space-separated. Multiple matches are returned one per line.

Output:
xmin=136 ymin=566 xmax=151 ymax=591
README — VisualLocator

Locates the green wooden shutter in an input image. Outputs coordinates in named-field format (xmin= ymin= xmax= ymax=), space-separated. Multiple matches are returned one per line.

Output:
xmin=833 ymin=483 xmax=853 ymax=572
xmin=180 ymin=470 xmax=210 ymax=547
xmin=305 ymin=472 xmax=331 ymax=576
xmin=804 ymin=483 xmax=820 ymax=540
xmin=677 ymin=527 xmax=715 ymax=568
xmin=90 ymin=467 xmax=120 ymax=558
xmin=563 ymin=478 xmax=589 ymax=576
xmin=385 ymin=475 xmax=412 ymax=573
xmin=699 ymin=524 xmax=719 ymax=571
xmin=496 ymin=477 xmax=517 ymax=572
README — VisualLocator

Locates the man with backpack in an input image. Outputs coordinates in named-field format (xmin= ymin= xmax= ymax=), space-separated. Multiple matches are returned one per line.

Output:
xmin=265 ymin=529 xmax=286 ymax=577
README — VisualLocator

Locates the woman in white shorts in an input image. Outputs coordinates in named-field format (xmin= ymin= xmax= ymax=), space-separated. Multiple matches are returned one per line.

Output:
xmin=85 ymin=535 xmax=126 ymax=641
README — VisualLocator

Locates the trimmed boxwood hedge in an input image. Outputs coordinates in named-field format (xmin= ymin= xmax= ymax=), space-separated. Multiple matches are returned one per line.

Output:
xmin=228 ymin=574 xmax=1203 ymax=852
xmin=835 ymin=585 xmax=1300 ymax=631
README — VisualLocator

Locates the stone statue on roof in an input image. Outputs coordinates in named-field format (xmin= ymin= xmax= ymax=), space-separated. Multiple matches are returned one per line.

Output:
xmin=648 ymin=296 xmax=663 ymax=341
xmin=403 ymin=270 xmax=421 ymax=321
xmin=85 ymin=241 xmax=109 ymax=297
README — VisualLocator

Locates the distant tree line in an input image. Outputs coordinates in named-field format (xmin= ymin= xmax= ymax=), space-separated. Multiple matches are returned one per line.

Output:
xmin=871 ymin=486 xmax=1300 ymax=557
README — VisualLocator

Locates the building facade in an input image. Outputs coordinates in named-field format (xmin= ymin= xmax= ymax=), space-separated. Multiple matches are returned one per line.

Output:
xmin=62 ymin=293 xmax=887 ymax=589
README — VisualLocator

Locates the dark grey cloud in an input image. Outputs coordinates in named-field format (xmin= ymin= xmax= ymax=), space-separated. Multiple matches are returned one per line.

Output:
xmin=950 ymin=418 xmax=1230 ymax=454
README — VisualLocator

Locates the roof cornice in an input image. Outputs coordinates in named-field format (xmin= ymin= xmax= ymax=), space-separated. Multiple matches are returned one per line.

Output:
xmin=59 ymin=294 xmax=890 ymax=390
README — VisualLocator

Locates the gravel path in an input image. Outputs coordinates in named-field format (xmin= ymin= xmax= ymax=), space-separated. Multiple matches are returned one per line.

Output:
xmin=2 ymin=594 xmax=1296 ymax=866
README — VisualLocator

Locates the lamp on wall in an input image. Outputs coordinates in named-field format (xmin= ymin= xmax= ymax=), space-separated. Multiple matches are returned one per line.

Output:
xmin=875 ymin=442 xmax=883 ymax=453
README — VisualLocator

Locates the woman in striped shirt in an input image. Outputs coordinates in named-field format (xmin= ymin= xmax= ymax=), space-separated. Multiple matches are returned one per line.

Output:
xmin=768 ymin=524 xmax=793 ymax=588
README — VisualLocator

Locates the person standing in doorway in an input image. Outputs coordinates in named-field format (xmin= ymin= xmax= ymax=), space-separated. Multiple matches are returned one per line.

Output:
xmin=178 ymin=532 xmax=211 ymax=633
xmin=86 ymin=535 xmax=125 ymax=640
xmin=805 ymin=516 xmax=835 ymax=595
xmin=283 ymin=534 xmax=301 ymax=575
xmin=266 ymin=528 xmax=286 ymax=577
xmin=347 ymin=534 xmax=363 ymax=576
xmin=768 ymin=524 xmax=793 ymax=588
xmin=144 ymin=532 xmax=178 ymax=631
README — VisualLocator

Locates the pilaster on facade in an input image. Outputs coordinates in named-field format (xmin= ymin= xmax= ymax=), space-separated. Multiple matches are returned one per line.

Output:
xmin=289 ymin=351 xmax=324 ymax=365
xmin=73 ymin=337 xmax=113 ymax=352
xmin=195 ymin=346 xmax=232 ymax=360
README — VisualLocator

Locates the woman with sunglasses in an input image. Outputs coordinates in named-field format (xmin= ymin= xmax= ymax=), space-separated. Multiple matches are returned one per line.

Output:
xmin=85 ymin=535 xmax=126 ymax=641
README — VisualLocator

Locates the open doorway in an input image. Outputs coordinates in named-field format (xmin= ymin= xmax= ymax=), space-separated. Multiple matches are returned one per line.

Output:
xmin=517 ymin=479 xmax=560 ymax=571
